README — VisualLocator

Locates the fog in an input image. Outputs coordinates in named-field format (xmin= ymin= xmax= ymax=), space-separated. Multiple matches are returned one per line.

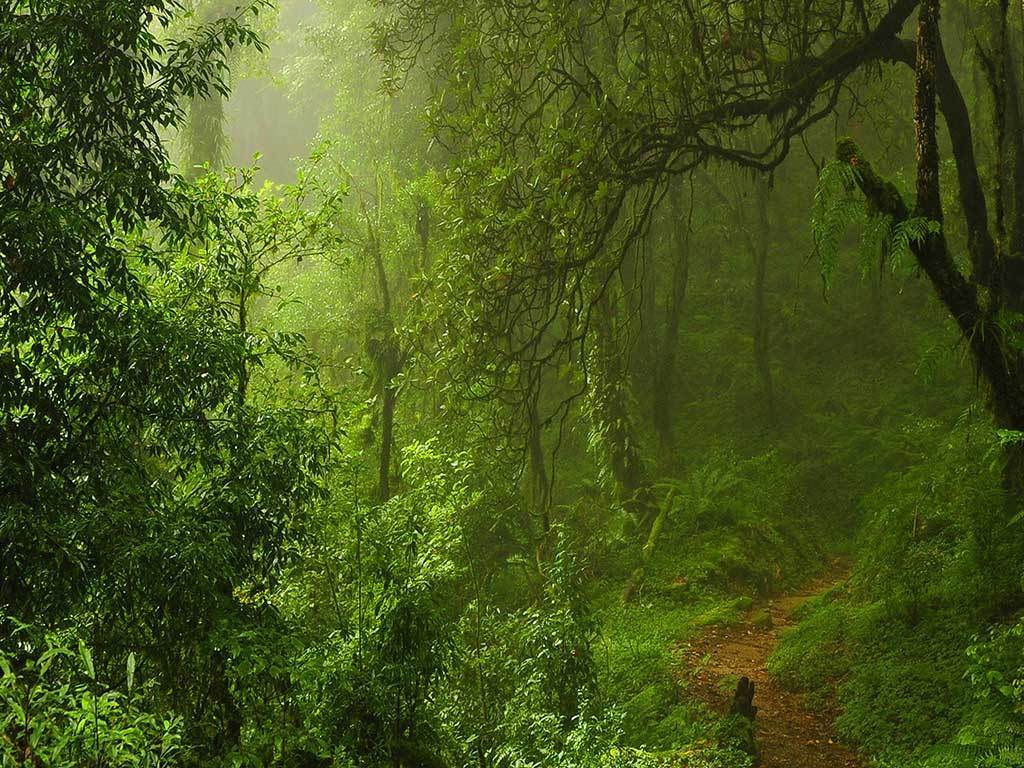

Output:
xmin=4 ymin=2 xmax=1024 ymax=767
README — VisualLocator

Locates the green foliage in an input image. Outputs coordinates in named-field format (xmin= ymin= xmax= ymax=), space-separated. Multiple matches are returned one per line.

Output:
xmin=483 ymin=534 xmax=611 ymax=767
xmin=0 ymin=0 xmax=266 ymax=625
xmin=8 ymin=1 xmax=1024 ymax=767
xmin=770 ymin=423 xmax=1024 ymax=765
xmin=770 ymin=591 xmax=975 ymax=759
xmin=855 ymin=421 xmax=1015 ymax=619
xmin=866 ymin=621 xmax=1024 ymax=768
xmin=767 ymin=595 xmax=857 ymax=694
xmin=0 ymin=627 xmax=184 ymax=767
xmin=811 ymin=160 xmax=863 ymax=287
xmin=0 ymin=4 xmax=349 ymax=761
xmin=811 ymin=160 xmax=940 ymax=291
xmin=950 ymin=619 xmax=1024 ymax=766
xmin=658 ymin=449 xmax=819 ymax=595
xmin=278 ymin=447 xmax=465 ymax=767
xmin=836 ymin=657 xmax=965 ymax=755
xmin=599 ymin=744 xmax=752 ymax=768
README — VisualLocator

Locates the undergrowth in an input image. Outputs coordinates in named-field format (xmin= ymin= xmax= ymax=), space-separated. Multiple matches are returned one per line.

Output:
xmin=769 ymin=423 xmax=1024 ymax=766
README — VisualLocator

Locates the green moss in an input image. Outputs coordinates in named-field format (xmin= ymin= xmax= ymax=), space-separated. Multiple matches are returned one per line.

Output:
xmin=833 ymin=135 xmax=907 ymax=218
xmin=835 ymin=135 xmax=860 ymax=165
xmin=649 ymin=702 xmax=715 ymax=749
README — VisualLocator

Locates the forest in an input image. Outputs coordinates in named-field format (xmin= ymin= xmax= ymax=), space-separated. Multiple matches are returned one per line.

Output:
xmin=3 ymin=0 xmax=1024 ymax=766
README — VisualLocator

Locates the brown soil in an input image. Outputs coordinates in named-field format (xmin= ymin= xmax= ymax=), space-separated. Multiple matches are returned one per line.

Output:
xmin=679 ymin=567 xmax=861 ymax=768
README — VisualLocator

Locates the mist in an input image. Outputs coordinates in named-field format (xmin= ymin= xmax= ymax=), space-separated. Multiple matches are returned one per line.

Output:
xmin=3 ymin=2 xmax=1023 ymax=767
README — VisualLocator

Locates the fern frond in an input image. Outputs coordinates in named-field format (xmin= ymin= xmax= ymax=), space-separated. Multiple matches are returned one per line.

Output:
xmin=811 ymin=159 xmax=941 ymax=291
xmin=811 ymin=160 xmax=865 ymax=290
xmin=890 ymin=217 xmax=941 ymax=267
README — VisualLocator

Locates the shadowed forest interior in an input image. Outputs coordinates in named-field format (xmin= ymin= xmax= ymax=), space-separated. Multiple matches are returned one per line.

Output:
xmin=3 ymin=1 xmax=1024 ymax=766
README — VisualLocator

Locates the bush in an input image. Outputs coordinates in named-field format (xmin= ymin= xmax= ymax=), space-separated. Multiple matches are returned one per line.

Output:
xmin=655 ymin=449 xmax=821 ymax=597
xmin=854 ymin=421 xmax=1017 ymax=622
xmin=621 ymin=683 xmax=677 ymax=745
xmin=0 ymin=627 xmax=184 ymax=767
xmin=951 ymin=618 xmax=1024 ymax=766
xmin=835 ymin=658 xmax=964 ymax=755
xmin=769 ymin=584 xmax=981 ymax=761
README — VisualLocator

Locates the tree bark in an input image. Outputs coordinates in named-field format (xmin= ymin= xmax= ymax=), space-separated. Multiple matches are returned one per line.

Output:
xmin=184 ymin=1 xmax=232 ymax=177
xmin=915 ymin=1 xmax=1024 ymax=488
xmin=526 ymin=384 xmax=551 ymax=564
xmin=622 ymin=488 xmax=674 ymax=603
xmin=882 ymin=35 xmax=1002 ymax=294
xmin=845 ymin=1 xmax=1024 ymax=491
xmin=1006 ymin=45 xmax=1024 ymax=257
xmin=379 ymin=378 xmax=397 ymax=502
xmin=835 ymin=7 xmax=1024 ymax=501
xmin=592 ymin=287 xmax=661 ymax=601
xmin=367 ymin=214 xmax=402 ymax=503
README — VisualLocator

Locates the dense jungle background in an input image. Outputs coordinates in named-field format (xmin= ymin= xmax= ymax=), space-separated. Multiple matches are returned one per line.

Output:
xmin=3 ymin=0 xmax=1024 ymax=766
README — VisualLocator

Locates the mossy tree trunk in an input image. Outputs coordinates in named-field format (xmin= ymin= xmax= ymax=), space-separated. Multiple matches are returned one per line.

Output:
xmin=857 ymin=0 xmax=1024 ymax=492
xmin=366 ymin=209 xmax=404 ymax=503
xmin=592 ymin=287 xmax=662 ymax=600
xmin=184 ymin=0 xmax=233 ymax=177
xmin=526 ymin=382 xmax=552 ymax=566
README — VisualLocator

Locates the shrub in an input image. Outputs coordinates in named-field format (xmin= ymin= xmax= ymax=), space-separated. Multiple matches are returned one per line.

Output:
xmin=835 ymin=658 xmax=964 ymax=755
xmin=0 ymin=627 xmax=183 ymax=767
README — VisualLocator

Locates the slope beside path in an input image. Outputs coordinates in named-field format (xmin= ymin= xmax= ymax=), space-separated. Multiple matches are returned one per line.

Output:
xmin=680 ymin=568 xmax=861 ymax=768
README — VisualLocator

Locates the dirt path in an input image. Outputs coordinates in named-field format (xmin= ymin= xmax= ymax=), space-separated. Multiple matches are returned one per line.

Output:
xmin=680 ymin=568 xmax=860 ymax=768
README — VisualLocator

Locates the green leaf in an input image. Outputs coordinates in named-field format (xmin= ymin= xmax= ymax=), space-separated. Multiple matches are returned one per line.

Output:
xmin=79 ymin=640 xmax=95 ymax=681
xmin=127 ymin=652 xmax=136 ymax=692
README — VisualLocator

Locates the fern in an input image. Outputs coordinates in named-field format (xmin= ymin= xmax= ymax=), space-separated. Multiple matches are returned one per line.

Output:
xmin=927 ymin=742 xmax=1024 ymax=767
xmin=928 ymin=742 xmax=1024 ymax=768
xmin=811 ymin=160 xmax=862 ymax=290
xmin=856 ymin=208 xmax=888 ymax=280
xmin=890 ymin=217 xmax=942 ymax=268
xmin=811 ymin=160 xmax=941 ymax=290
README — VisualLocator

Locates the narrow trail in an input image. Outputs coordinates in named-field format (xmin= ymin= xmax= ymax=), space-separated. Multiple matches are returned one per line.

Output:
xmin=679 ymin=567 xmax=860 ymax=768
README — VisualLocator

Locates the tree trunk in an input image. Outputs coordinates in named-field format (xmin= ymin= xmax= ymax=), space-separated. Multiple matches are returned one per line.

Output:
xmin=593 ymin=289 xmax=656 ymax=527
xmin=912 ymin=0 xmax=1024 ymax=491
xmin=652 ymin=180 xmax=691 ymax=468
xmin=622 ymin=488 xmax=673 ymax=603
xmin=847 ymin=7 xmax=1024 ymax=493
xmin=210 ymin=644 xmax=242 ymax=755
xmin=651 ymin=183 xmax=692 ymax=468
xmin=1002 ymin=34 xmax=1024 ymax=258
xmin=367 ymin=212 xmax=402 ymax=503
xmin=185 ymin=1 xmax=231 ymax=177
xmin=1008 ymin=75 xmax=1024 ymax=257
xmin=526 ymin=384 xmax=551 ymax=566
xmin=702 ymin=170 xmax=776 ymax=425
xmin=379 ymin=378 xmax=397 ymax=502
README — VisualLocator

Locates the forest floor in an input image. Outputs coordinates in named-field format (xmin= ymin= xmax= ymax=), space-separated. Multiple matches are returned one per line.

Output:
xmin=679 ymin=564 xmax=860 ymax=768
